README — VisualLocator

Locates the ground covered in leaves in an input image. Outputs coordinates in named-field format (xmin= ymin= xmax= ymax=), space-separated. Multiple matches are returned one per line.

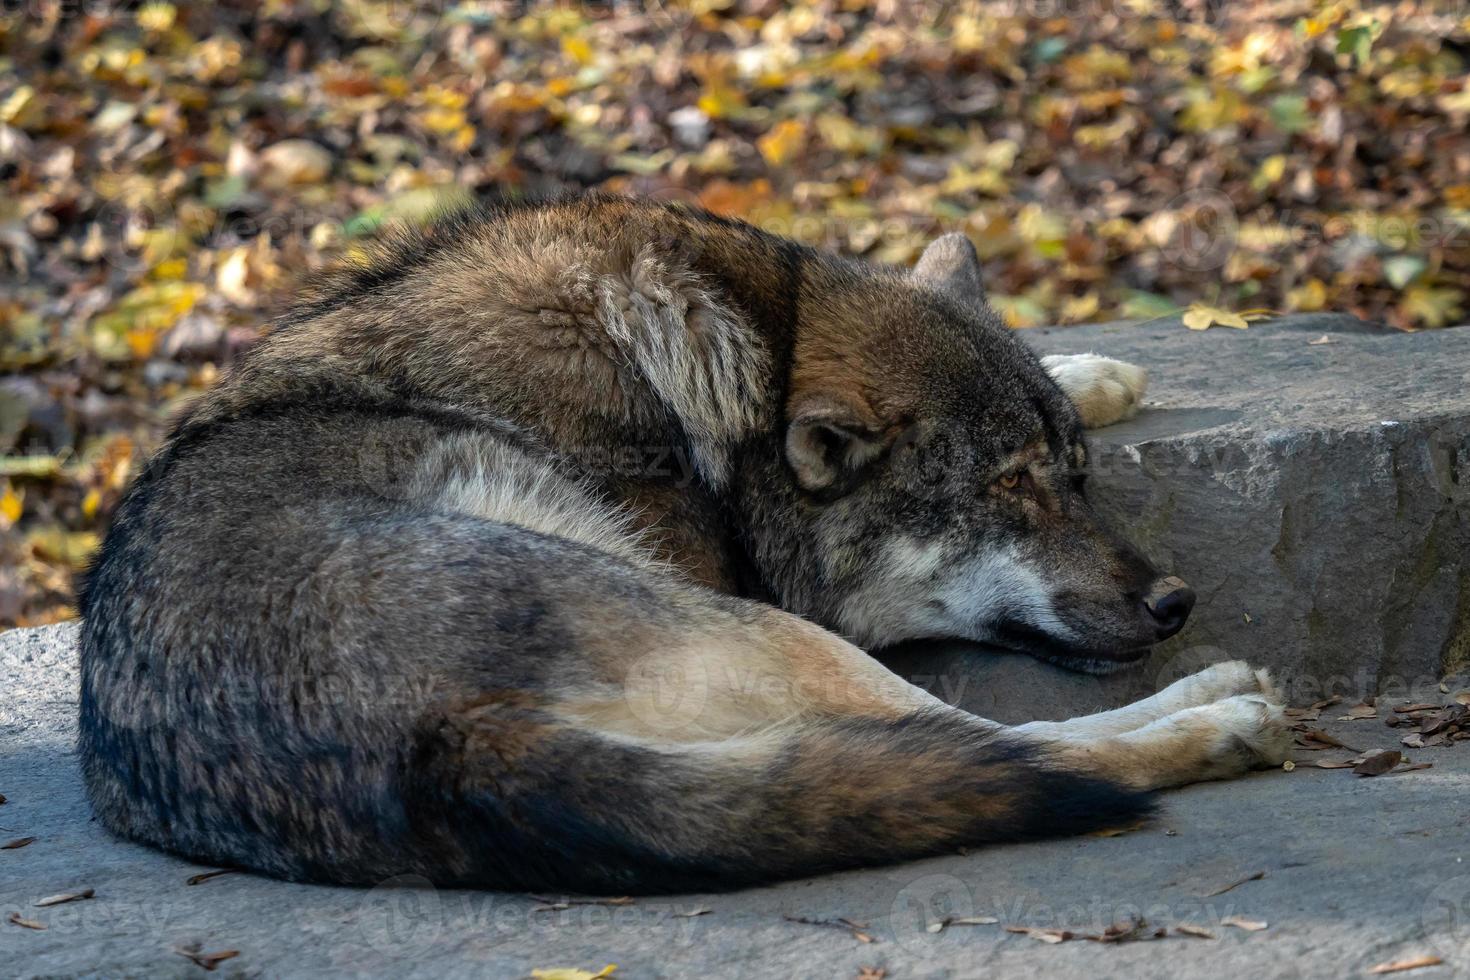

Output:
xmin=2 ymin=0 xmax=1469 ymax=625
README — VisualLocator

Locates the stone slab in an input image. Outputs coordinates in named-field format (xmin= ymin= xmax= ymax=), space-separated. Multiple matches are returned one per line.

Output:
xmin=6 ymin=623 xmax=1470 ymax=979
xmin=883 ymin=315 xmax=1470 ymax=722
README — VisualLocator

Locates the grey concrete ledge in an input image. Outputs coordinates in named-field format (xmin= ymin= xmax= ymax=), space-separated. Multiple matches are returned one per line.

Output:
xmin=884 ymin=315 xmax=1470 ymax=721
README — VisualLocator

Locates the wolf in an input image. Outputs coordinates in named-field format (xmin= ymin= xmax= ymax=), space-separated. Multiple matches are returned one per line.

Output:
xmin=78 ymin=196 xmax=1290 ymax=894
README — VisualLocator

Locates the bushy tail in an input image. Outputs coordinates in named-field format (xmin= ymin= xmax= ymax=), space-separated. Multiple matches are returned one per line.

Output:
xmin=399 ymin=706 xmax=1155 ymax=894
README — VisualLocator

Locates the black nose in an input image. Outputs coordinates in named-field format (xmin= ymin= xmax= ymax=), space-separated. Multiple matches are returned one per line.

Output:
xmin=1143 ymin=576 xmax=1196 ymax=639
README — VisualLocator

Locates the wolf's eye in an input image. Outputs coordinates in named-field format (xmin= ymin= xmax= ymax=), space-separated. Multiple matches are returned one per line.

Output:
xmin=997 ymin=470 xmax=1024 ymax=491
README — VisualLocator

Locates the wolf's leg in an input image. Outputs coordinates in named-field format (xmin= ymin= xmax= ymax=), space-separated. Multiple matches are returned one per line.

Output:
xmin=1041 ymin=353 xmax=1146 ymax=428
xmin=1013 ymin=661 xmax=1283 ymax=741
xmin=1028 ymin=693 xmax=1293 ymax=791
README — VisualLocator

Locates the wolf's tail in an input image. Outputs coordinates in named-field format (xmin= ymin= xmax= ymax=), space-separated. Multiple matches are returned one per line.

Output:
xmin=397 ymin=706 xmax=1154 ymax=894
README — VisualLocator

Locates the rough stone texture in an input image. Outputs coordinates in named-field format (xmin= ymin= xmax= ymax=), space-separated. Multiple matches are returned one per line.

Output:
xmin=882 ymin=314 xmax=1470 ymax=722
xmin=6 ymin=622 xmax=1470 ymax=978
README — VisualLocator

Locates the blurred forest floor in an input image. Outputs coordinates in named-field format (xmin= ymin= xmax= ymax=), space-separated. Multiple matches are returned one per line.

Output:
xmin=3 ymin=0 xmax=1470 ymax=626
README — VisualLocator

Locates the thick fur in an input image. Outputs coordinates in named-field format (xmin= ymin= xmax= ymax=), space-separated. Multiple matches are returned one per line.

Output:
xmin=79 ymin=197 xmax=1287 ymax=894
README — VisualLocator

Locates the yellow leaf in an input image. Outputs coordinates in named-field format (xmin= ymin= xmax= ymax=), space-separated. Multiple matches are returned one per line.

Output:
xmin=137 ymin=2 xmax=176 ymax=32
xmin=0 ymin=482 xmax=22 ymax=527
xmin=561 ymin=36 xmax=594 ymax=66
xmin=1182 ymin=303 xmax=1250 ymax=331
xmin=82 ymin=488 xmax=101 ymax=519
xmin=530 ymin=967 xmax=617 ymax=980
xmin=757 ymin=120 xmax=806 ymax=167
xmin=697 ymin=83 xmax=745 ymax=120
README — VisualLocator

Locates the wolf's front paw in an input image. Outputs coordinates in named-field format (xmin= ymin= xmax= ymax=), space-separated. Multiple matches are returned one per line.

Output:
xmin=1040 ymin=353 xmax=1146 ymax=429
xmin=1161 ymin=660 xmax=1284 ymax=711
xmin=1189 ymin=693 xmax=1293 ymax=778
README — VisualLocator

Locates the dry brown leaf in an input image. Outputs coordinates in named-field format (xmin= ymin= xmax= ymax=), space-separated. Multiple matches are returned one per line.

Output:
xmin=856 ymin=968 xmax=886 ymax=980
xmin=1202 ymin=870 xmax=1266 ymax=897
xmin=1316 ymin=758 xmax=1359 ymax=769
xmin=1296 ymin=728 xmax=1358 ymax=752
xmin=1421 ymin=705 xmax=1468 ymax=735
xmin=7 ymin=911 xmax=46 ymax=930
xmin=1340 ymin=703 xmax=1379 ymax=720
xmin=1089 ymin=817 xmax=1149 ymax=837
xmin=1174 ymin=923 xmax=1216 ymax=939
xmin=35 ymin=888 xmax=93 ymax=907
xmin=1085 ymin=917 xmax=1163 ymax=943
xmin=186 ymin=869 xmax=240 ymax=886
xmin=2 ymin=836 xmax=36 ymax=849
xmin=1353 ymin=750 xmax=1402 ymax=776
xmin=1401 ymin=733 xmax=1427 ymax=749
xmin=1005 ymin=925 xmax=1074 ymax=943
xmin=782 ymin=914 xmax=875 ymax=943
xmin=1220 ymin=916 xmax=1268 ymax=932
xmin=1390 ymin=762 xmax=1433 ymax=775
xmin=175 ymin=947 xmax=240 ymax=972
xmin=1368 ymin=954 xmax=1444 ymax=974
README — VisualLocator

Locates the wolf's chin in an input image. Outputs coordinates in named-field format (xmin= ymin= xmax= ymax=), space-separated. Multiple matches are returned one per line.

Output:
xmin=1034 ymin=650 xmax=1150 ymax=675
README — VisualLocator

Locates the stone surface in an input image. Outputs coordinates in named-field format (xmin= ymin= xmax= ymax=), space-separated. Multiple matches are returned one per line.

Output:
xmin=6 ymin=621 xmax=1470 ymax=978
xmin=883 ymin=314 xmax=1470 ymax=722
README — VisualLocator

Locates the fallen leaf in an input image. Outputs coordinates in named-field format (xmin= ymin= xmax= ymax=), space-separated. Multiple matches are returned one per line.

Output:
xmin=1089 ymin=817 xmax=1150 ymax=837
xmin=1340 ymin=703 xmax=1379 ymax=721
xmin=1353 ymin=750 xmax=1402 ymax=776
xmin=1421 ymin=705 xmax=1468 ymax=736
xmin=7 ymin=911 xmax=45 ymax=930
xmin=856 ymin=969 xmax=886 ymax=980
xmin=35 ymin=888 xmax=93 ymax=907
xmin=1368 ymin=955 xmax=1444 ymax=974
xmin=783 ymin=914 xmax=875 ymax=943
xmin=1307 ymin=334 xmax=1337 ymax=345
xmin=186 ymin=869 xmax=240 ymax=886
xmin=1202 ymin=870 xmax=1266 ymax=897
xmin=927 ymin=915 xmax=999 ymax=932
xmin=673 ymin=907 xmax=711 ymax=918
xmin=1085 ymin=917 xmax=1159 ymax=943
xmin=1220 ymin=916 xmax=1268 ymax=932
xmin=1316 ymin=758 xmax=1359 ymax=769
xmin=1174 ymin=923 xmax=1217 ymax=939
xmin=1297 ymin=728 xmax=1358 ymax=752
xmin=174 ymin=948 xmax=240 ymax=972
xmin=530 ymin=967 xmax=616 ymax=980
xmin=1401 ymin=733 xmax=1427 ymax=749
xmin=1182 ymin=303 xmax=1250 ymax=330
xmin=2 ymin=836 xmax=36 ymax=849
xmin=1005 ymin=925 xmax=1074 ymax=943
xmin=1390 ymin=762 xmax=1433 ymax=775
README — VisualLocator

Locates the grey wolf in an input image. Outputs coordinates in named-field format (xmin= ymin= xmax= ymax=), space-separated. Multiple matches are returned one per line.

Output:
xmin=78 ymin=196 xmax=1290 ymax=894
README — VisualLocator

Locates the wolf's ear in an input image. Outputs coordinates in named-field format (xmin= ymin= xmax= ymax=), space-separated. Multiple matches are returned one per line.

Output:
xmin=785 ymin=394 xmax=888 ymax=497
xmin=911 ymin=233 xmax=986 ymax=303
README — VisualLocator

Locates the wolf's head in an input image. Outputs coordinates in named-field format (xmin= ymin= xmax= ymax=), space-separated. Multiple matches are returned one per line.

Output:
xmin=737 ymin=234 xmax=1193 ymax=673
